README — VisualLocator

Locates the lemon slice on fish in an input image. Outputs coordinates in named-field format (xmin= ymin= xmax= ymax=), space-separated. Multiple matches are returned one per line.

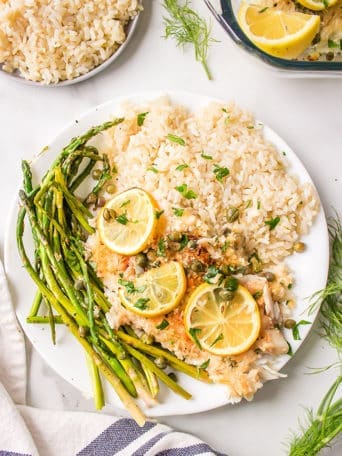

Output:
xmin=297 ymin=0 xmax=337 ymax=11
xmin=98 ymin=188 xmax=157 ymax=255
xmin=184 ymin=283 xmax=261 ymax=356
xmin=119 ymin=261 xmax=186 ymax=317
xmin=237 ymin=2 xmax=320 ymax=59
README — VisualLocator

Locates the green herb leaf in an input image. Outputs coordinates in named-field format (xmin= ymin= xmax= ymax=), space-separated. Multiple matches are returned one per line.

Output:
xmin=137 ymin=112 xmax=149 ymax=126
xmin=292 ymin=320 xmax=311 ymax=341
xmin=189 ymin=327 xmax=202 ymax=349
xmin=175 ymin=183 xmax=197 ymax=199
xmin=162 ymin=0 xmax=216 ymax=80
xmin=179 ymin=234 xmax=189 ymax=250
xmin=200 ymin=151 xmax=213 ymax=160
xmin=245 ymin=199 xmax=252 ymax=209
xmin=167 ymin=133 xmax=186 ymax=146
xmin=257 ymin=200 xmax=261 ymax=210
xmin=199 ymin=359 xmax=210 ymax=370
xmin=265 ymin=216 xmax=280 ymax=231
xmin=258 ymin=6 xmax=268 ymax=13
xmin=155 ymin=210 xmax=164 ymax=220
xmin=247 ymin=125 xmax=254 ymax=129
xmin=287 ymin=341 xmax=293 ymax=356
xmin=147 ymin=166 xmax=158 ymax=173
xmin=172 ymin=207 xmax=184 ymax=217
xmin=156 ymin=319 xmax=169 ymax=330
xmin=328 ymin=39 xmax=339 ymax=48
xmin=210 ymin=333 xmax=223 ymax=347
xmin=204 ymin=265 xmax=220 ymax=284
xmin=213 ymin=164 xmax=229 ymax=183
xmin=253 ymin=291 xmax=262 ymax=300
xmin=176 ymin=163 xmax=189 ymax=171
xmin=120 ymin=200 xmax=131 ymax=208
xmin=116 ymin=213 xmax=129 ymax=225
xmin=118 ymin=279 xmax=135 ymax=294
xmin=221 ymin=240 xmax=229 ymax=253
xmin=157 ymin=238 xmax=167 ymax=257
xmin=134 ymin=298 xmax=150 ymax=310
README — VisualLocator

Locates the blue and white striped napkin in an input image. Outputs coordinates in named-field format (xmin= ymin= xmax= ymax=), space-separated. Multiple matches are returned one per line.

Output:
xmin=0 ymin=261 xmax=226 ymax=456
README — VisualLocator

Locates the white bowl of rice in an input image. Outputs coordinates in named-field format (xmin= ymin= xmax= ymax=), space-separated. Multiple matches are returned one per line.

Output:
xmin=0 ymin=0 xmax=142 ymax=86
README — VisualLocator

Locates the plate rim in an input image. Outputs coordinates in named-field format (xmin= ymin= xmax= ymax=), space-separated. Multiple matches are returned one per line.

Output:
xmin=4 ymin=90 xmax=329 ymax=416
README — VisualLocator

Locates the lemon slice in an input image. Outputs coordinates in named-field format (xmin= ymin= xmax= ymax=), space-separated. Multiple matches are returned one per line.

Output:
xmin=237 ymin=3 xmax=320 ymax=59
xmin=98 ymin=188 xmax=157 ymax=255
xmin=119 ymin=261 xmax=186 ymax=317
xmin=297 ymin=0 xmax=337 ymax=11
xmin=184 ymin=283 xmax=261 ymax=356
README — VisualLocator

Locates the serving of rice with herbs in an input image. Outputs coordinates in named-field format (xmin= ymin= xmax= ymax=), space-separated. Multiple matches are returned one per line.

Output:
xmin=86 ymin=97 xmax=319 ymax=402
xmin=0 ymin=0 xmax=141 ymax=84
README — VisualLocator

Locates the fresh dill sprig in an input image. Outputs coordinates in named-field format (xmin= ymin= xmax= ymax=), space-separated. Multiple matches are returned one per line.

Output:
xmin=162 ymin=0 xmax=216 ymax=80
xmin=288 ymin=376 xmax=342 ymax=456
xmin=309 ymin=215 xmax=342 ymax=353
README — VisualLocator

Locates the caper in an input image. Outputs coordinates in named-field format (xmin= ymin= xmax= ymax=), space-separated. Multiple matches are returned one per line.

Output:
xmin=190 ymin=260 xmax=204 ymax=273
xmin=168 ymin=372 xmax=178 ymax=382
xmin=326 ymin=51 xmax=334 ymax=61
xmin=188 ymin=239 xmax=197 ymax=249
xmin=91 ymin=169 xmax=102 ymax=180
xmin=263 ymin=271 xmax=275 ymax=282
xmin=169 ymin=241 xmax=181 ymax=251
xmin=217 ymin=288 xmax=234 ymax=302
xmin=141 ymin=333 xmax=155 ymax=345
xmin=85 ymin=192 xmax=97 ymax=205
xmin=220 ymin=264 xmax=230 ymax=276
xmin=106 ymin=183 xmax=116 ymax=194
xmin=135 ymin=253 xmax=147 ymax=268
xmin=147 ymin=250 xmax=157 ymax=262
xmin=224 ymin=276 xmax=238 ymax=292
xmin=78 ymin=326 xmax=88 ymax=337
xmin=284 ymin=319 xmax=296 ymax=329
xmin=223 ymin=228 xmax=231 ymax=235
xmin=227 ymin=206 xmax=239 ymax=223
xmin=74 ymin=278 xmax=85 ymax=290
xmin=103 ymin=208 xmax=116 ymax=221
xmin=294 ymin=241 xmax=305 ymax=253
xmin=168 ymin=231 xmax=183 ymax=242
xmin=96 ymin=196 xmax=106 ymax=208
xmin=154 ymin=356 xmax=167 ymax=369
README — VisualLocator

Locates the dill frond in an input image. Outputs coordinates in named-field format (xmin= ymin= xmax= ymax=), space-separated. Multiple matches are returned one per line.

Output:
xmin=162 ymin=0 xmax=217 ymax=79
xmin=288 ymin=376 xmax=342 ymax=456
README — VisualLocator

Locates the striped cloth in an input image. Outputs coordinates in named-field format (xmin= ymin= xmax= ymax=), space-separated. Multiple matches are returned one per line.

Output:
xmin=0 ymin=260 xmax=227 ymax=456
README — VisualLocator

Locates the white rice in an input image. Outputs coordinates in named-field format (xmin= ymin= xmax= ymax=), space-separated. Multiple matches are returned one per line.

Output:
xmin=0 ymin=0 xmax=141 ymax=83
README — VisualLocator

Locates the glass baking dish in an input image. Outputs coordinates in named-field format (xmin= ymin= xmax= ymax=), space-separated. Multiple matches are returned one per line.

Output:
xmin=205 ymin=0 xmax=342 ymax=77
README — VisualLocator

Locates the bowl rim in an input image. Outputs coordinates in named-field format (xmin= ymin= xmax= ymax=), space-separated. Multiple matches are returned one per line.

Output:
xmin=205 ymin=0 xmax=342 ymax=73
xmin=0 ymin=11 xmax=141 ymax=87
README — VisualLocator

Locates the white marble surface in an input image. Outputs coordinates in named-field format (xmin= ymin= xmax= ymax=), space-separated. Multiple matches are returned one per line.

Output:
xmin=0 ymin=2 xmax=341 ymax=455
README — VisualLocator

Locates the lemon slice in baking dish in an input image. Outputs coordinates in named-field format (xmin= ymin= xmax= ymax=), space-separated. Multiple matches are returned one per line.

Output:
xmin=297 ymin=0 xmax=337 ymax=11
xmin=184 ymin=283 xmax=261 ymax=356
xmin=237 ymin=2 xmax=320 ymax=59
xmin=119 ymin=261 xmax=187 ymax=317
xmin=98 ymin=188 xmax=157 ymax=255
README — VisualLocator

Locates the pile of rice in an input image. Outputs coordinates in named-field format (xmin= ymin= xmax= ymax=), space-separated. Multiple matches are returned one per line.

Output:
xmin=0 ymin=0 xmax=141 ymax=84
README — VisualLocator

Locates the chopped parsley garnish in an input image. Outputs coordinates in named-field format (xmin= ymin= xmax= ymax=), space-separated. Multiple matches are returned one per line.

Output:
xmin=112 ymin=166 xmax=118 ymax=174
xmin=210 ymin=333 xmax=223 ymax=347
xmin=172 ymin=207 xmax=184 ymax=217
xmin=204 ymin=265 xmax=220 ymax=284
xmin=287 ymin=341 xmax=293 ymax=356
xmin=257 ymin=200 xmax=261 ymax=210
xmin=282 ymin=151 xmax=287 ymax=156
xmin=134 ymin=298 xmax=150 ymax=310
xmin=288 ymin=283 xmax=293 ymax=289
xmin=247 ymin=125 xmax=254 ymax=129
xmin=258 ymin=6 xmax=268 ymax=13
xmin=179 ymin=234 xmax=189 ymax=250
xmin=189 ymin=327 xmax=202 ymax=349
xmin=118 ymin=279 xmax=146 ymax=294
xmin=116 ymin=213 xmax=129 ymax=225
xmin=176 ymin=163 xmax=189 ymax=171
xmin=253 ymin=291 xmax=262 ymax=300
xmin=245 ymin=199 xmax=252 ymax=209
xmin=200 ymin=151 xmax=213 ymax=160
xmin=156 ymin=319 xmax=169 ymax=330
xmin=198 ymin=359 xmax=210 ymax=370
xmin=265 ymin=216 xmax=280 ymax=231
xmin=221 ymin=240 xmax=229 ymax=253
xmin=155 ymin=210 xmax=164 ymax=220
xmin=175 ymin=183 xmax=197 ymax=199
xmin=213 ymin=164 xmax=229 ymax=183
xmin=147 ymin=166 xmax=158 ymax=173
xmin=167 ymin=133 xmax=186 ymax=146
xmin=328 ymin=39 xmax=339 ymax=49
xmin=222 ymin=108 xmax=228 ymax=113
xmin=292 ymin=320 xmax=311 ymax=341
xmin=120 ymin=200 xmax=130 ymax=208
xmin=157 ymin=238 xmax=167 ymax=257
xmin=137 ymin=112 xmax=149 ymax=126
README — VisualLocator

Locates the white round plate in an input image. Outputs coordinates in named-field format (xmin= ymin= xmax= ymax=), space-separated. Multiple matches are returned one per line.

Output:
xmin=4 ymin=91 xmax=329 ymax=417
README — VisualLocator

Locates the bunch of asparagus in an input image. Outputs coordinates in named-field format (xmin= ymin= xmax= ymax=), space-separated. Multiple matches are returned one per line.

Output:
xmin=17 ymin=119 xmax=210 ymax=426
